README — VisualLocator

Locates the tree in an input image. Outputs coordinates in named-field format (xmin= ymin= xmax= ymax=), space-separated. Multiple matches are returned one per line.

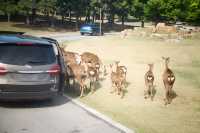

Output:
xmin=144 ymin=0 xmax=166 ymax=24
xmin=0 ymin=0 xmax=17 ymax=22
xmin=38 ymin=0 xmax=57 ymax=27
xmin=115 ymin=0 xmax=132 ymax=28
xmin=130 ymin=0 xmax=147 ymax=27
xmin=186 ymin=0 xmax=200 ymax=24
xmin=18 ymin=0 xmax=32 ymax=24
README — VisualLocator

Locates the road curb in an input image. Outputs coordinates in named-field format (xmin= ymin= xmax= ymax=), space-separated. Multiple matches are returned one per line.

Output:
xmin=64 ymin=95 xmax=135 ymax=133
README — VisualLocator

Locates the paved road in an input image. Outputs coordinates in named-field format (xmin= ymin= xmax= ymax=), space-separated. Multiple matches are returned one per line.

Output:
xmin=0 ymin=96 xmax=123 ymax=133
xmin=41 ymin=32 xmax=118 ymax=43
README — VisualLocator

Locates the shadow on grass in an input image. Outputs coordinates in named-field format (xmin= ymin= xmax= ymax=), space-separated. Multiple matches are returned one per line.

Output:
xmin=64 ymin=80 xmax=102 ymax=98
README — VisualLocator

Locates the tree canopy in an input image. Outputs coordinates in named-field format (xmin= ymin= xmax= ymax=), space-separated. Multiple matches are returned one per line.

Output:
xmin=0 ymin=0 xmax=199 ymax=25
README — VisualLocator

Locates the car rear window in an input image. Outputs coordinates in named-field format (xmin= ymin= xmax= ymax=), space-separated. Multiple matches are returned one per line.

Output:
xmin=0 ymin=43 xmax=56 ymax=65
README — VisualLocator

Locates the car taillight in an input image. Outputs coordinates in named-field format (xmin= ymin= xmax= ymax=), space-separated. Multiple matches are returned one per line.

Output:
xmin=47 ymin=64 xmax=60 ymax=76
xmin=16 ymin=42 xmax=33 ymax=46
xmin=0 ymin=66 xmax=7 ymax=76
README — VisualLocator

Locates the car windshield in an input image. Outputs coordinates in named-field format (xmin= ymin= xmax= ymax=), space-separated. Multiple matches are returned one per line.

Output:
xmin=0 ymin=43 xmax=56 ymax=65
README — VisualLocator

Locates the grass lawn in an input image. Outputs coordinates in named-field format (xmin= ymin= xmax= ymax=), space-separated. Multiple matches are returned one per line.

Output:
xmin=64 ymin=34 xmax=200 ymax=133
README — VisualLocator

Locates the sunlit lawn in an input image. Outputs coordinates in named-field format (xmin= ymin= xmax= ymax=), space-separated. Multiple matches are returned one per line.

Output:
xmin=64 ymin=34 xmax=200 ymax=133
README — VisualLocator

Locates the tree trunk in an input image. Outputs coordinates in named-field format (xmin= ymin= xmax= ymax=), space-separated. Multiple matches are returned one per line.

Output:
xmin=75 ymin=15 xmax=79 ymax=31
xmin=101 ymin=12 xmax=104 ymax=24
xmin=31 ymin=0 xmax=36 ymax=24
xmin=111 ymin=14 xmax=114 ymax=24
xmin=62 ymin=15 xmax=64 ymax=24
xmin=92 ymin=13 xmax=95 ymax=23
xmin=50 ymin=12 xmax=55 ymax=28
xmin=141 ymin=20 xmax=144 ymax=28
xmin=26 ymin=16 xmax=30 ymax=25
xmin=69 ymin=9 xmax=71 ymax=23
xmin=25 ymin=11 xmax=30 ymax=25
xmin=122 ymin=16 xmax=125 ymax=29
xmin=7 ymin=13 xmax=10 ymax=22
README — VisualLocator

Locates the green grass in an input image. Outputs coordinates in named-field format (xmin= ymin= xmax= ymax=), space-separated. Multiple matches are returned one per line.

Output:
xmin=64 ymin=33 xmax=200 ymax=133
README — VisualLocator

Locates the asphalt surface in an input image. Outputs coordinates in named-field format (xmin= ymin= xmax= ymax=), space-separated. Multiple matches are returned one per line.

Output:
xmin=44 ymin=32 xmax=118 ymax=43
xmin=0 ymin=96 xmax=123 ymax=133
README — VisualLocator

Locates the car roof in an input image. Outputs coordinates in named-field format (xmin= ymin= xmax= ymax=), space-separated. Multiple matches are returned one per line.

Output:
xmin=82 ymin=24 xmax=97 ymax=27
xmin=0 ymin=34 xmax=51 ymax=45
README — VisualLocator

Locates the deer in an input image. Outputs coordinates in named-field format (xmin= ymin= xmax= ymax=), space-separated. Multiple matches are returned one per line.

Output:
xmin=114 ymin=61 xmax=127 ymax=88
xmin=162 ymin=57 xmax=176 ymax=105
xmin=81 ymin=52 xmax=102 ymax=80
xmin=144 ymin=64 xmax=155 ymax=101
xmin=87 ymin=65 xmax=98 ymax=93
xmin=63 ymin=51 xmax=81 ymax=66
xmin=109 ymin=64 xmax=125 ymax=98
xmin=67 ymin=62 xmax=88 ymax=97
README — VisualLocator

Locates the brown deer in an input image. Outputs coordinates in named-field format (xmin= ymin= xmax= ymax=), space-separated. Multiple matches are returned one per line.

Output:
xmin=87 ymin=65 xmax=98 ymax=93
xmin=115 ymin=61 xmax=127 ymax=88
xmin=109 ymin=64 xmax=124 ymax=98
xmin=144 ymin=64 xmax=155 ymax=101
xmin=81 ymin=52 xmax=102 ymax=80
xmin=162 ymin=57 xmax=176 ymax=105
xmin=67 ymin=63 xmax=88 ymax=97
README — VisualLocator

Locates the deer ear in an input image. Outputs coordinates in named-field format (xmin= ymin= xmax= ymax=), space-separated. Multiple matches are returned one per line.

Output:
xmin=162 ymin=56 xmax=165 ymax=60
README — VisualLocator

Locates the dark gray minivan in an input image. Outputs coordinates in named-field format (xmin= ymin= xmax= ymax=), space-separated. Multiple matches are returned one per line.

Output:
xmin=0 ymin=33 xmax=66 ymax=100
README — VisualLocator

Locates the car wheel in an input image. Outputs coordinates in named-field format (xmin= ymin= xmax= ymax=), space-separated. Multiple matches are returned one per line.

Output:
xmin=81 ymin=33 xmax=84 ymax=36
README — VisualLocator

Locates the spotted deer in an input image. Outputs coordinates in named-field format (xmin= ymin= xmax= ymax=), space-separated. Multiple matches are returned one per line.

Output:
xmin=115 ymin=61 xmax=127 ymax=88
xmin=81 ymin=52 xmax=102 ymax=80
xmin=144 ymin=64 xmax=155 ymax=101
xmin=68 ymin=63 xmax=88 ymax=97
xmin=162 ymin=57 xmax=176 ymax=105
xmin=109 ymin=64 xmax=125 ymax=98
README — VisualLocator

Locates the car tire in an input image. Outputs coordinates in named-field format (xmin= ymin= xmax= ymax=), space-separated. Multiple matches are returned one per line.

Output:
xmin=81 ymin=33 xmax=84 ymax=36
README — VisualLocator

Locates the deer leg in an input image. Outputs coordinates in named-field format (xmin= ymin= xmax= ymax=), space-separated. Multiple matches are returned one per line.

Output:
xmin=150 ymin=85 xmax=154 ymax=101
xmin=120 ymin=83 xmax=124 ymax=98
xmin=79 ymin=80 xmax=85 ymax=98
xmin=144 ymin=85 xmax=149 ymax=99
xmin=164 ymin=90 xmax=170 ymax=105
xmin=79 ymin=85 xmax=83 ymax=98
xmin=110 ymin=82 xmax=116 ymax=93
xmin=144 ymin=89 xmax=148 ymax=99
xmin=168 ymin=88 xmax=173 ymax=104
xmin=117 ymin=83 xmax=121 ymax=95
xmin=90 ymin=79 xmax=95 ymax=94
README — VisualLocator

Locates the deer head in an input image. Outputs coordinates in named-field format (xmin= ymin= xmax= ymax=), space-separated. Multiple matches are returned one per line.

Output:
xmin=148 ymin=63 xmax=154 ymax=71
xmin=162 ymin=57 xmax=170 ymax=68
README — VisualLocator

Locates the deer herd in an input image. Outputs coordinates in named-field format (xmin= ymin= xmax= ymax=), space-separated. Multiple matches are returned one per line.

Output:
xmin=61 ymin=47 xmax=177 ymax=105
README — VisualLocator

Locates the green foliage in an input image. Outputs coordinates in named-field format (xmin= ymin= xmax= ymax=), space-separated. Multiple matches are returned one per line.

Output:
xmin=38 ymin=0 xmax=57 ymax=15
xmin=18 ymin=0 xmax=32 ymax=15
xmin=187 ymin=0 xmax=200 ymax=23
xmin=0 ymin=0 xmax=199 ymax=25
xmin=0 ymin=0 xmax=17 ymax=15
xmin=144 ymin=0 xmax=166 ymax=22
